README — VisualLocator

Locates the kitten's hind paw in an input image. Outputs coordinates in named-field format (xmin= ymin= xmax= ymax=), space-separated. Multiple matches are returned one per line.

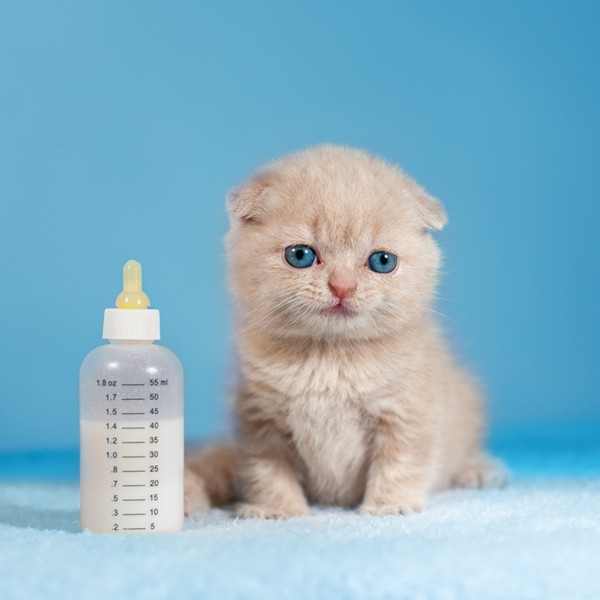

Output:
xmin=452 ymin=454 xmax=510 ymax=489
xmin=235 ymin=502 xmax=310 ymax=520
xmin=184 ymin=469 xmax=210 ymax=516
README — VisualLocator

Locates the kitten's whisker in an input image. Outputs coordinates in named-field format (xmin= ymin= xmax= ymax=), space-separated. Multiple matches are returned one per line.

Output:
xmin=428 ymin=307 xmax=461 ymax=328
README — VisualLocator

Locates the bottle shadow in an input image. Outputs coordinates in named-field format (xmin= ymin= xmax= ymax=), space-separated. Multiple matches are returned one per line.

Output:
xmin=0 ymin=502 xmax=79 ymax=533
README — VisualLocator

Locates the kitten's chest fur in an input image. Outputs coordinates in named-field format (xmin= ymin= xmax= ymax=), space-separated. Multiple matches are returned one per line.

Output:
xmin=249 ymin=341 xmax=398 ymax=506
xmin=287 ymin=387 xmax=371 ymax=506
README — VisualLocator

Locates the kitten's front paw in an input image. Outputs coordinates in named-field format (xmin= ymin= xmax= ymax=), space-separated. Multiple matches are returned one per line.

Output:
xmin=235 ymin=502 xmax=310 ymax=520
xmin=359 ymin=497 xmax=425 ymax=516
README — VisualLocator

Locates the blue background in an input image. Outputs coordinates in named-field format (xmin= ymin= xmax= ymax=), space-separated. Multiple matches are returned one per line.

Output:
xmin=1 ymin=1 xmax=599 ymax=452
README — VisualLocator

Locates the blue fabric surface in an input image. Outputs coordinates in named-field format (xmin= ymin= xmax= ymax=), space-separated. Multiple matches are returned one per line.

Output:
xmin=1 ymin=442 xmax=599 ymax=600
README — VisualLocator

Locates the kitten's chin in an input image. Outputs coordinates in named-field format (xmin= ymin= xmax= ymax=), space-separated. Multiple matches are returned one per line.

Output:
xmin=257 ymin=309 xmax=399 ymax=343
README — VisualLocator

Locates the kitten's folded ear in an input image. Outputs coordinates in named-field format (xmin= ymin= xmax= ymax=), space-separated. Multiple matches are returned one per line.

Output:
xmin=227 ymin=171 xmax=273 ymax=224
xmin=408 ymin=180 xmax=448 ymax=231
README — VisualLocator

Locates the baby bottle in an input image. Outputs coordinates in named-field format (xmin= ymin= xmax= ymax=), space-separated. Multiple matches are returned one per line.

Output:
xmin=79 ymin=260 xmax=184 ymax=533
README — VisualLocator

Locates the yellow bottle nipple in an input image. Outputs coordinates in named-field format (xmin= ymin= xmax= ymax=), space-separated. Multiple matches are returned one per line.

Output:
xmin=115 ymin=260 xmax=151 ymax=309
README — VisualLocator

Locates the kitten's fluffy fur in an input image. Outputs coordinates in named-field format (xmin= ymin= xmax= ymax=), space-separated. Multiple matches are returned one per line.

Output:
xmin=185 ymin=145 xmax=506 ymax=518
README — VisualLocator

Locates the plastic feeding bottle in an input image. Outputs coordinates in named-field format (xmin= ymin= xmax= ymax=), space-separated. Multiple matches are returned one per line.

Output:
xmin=80 ymin=260 xmax=184 ymax=534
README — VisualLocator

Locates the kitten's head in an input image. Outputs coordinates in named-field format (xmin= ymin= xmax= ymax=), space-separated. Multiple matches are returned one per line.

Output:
xmin=226 ymin=145 xmax=447 ymax=343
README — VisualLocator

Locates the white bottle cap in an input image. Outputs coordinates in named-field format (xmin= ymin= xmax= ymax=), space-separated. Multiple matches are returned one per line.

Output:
xmin=103 ymin=308 xmax=160 ymax=341
xmin=102 ymin=259 xmax=161 ymax=341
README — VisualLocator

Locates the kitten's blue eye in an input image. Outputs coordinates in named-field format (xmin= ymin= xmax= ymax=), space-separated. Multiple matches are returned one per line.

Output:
xmin=285 ymin=245 xmax=318 ymax=269
xmin=367 ymin=251 xmax=397 ymax=274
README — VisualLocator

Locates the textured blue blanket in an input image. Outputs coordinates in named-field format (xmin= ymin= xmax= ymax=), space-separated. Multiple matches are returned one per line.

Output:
xmin=1 ymin=442 xmax=599 ymax=600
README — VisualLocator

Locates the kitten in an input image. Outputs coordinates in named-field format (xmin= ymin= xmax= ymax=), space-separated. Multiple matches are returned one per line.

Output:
xmin=185 ymin=145 xmax=507 ymax=518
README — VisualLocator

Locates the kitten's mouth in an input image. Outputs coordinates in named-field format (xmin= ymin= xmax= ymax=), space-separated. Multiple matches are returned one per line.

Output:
xmin=320 ymin=303 xmax=357 ymax=318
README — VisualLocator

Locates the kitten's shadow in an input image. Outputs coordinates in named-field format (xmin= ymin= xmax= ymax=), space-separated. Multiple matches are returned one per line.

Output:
xmin=0 ymin=501 xmax=79 ymax=533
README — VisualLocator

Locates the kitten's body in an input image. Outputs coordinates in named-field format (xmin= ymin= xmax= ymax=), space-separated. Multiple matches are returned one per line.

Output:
xmin=186 ymin=145 xmax=506 ymax=518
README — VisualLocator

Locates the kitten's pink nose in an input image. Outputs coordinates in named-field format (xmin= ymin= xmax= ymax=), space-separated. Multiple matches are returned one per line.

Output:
xmin=328 ymin=275 xmax=357 ymax=300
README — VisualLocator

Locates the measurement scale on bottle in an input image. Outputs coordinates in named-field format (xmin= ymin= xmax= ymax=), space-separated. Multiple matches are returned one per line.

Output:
xmin=81 ymin=376 xmax=183 ymax=533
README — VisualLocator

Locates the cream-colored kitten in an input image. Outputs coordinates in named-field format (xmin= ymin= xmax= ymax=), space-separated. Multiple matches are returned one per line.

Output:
xmin=185 ymin=145 xmax=506 ymax=518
